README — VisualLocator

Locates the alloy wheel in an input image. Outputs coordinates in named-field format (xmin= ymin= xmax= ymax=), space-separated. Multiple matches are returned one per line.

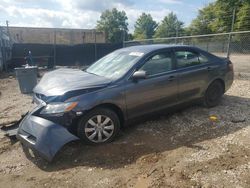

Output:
xmin=84 ymin=115 xmax=115 ymax=143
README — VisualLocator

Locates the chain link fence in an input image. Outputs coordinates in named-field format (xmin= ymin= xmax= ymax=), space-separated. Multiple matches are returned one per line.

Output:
xmin=124 ymin=31 xmax=250 ymax=74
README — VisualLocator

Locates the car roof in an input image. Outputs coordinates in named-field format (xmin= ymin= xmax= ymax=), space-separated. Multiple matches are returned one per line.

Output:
xmin=122 ymin=44 xmax=197 ymax=53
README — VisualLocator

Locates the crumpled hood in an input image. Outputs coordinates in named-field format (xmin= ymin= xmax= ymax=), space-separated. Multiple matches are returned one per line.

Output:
xmin=34 ymin=68 xmax=111 ymax=96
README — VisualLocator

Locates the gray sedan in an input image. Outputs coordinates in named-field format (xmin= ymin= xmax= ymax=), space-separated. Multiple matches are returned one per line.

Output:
xmin=17 ymin=44 xmax=234 ymax=161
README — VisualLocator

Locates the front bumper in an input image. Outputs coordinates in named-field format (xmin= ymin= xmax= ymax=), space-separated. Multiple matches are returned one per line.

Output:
xmin=17 ymin=113 xmax=79 ymax=161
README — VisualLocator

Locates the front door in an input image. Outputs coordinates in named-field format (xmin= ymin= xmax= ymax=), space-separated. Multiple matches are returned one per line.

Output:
xmin=125 ymin=50 xmax=178 ymax=119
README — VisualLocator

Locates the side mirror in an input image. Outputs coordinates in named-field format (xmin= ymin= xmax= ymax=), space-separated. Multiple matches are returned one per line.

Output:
xmin=132 ymin=70 xmax=146 ymax=80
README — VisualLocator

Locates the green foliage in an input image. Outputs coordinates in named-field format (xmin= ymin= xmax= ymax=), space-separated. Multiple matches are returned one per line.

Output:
xmin=96 ymin=8 xmax=128 ymax=43
xmin=210 ymin=0 xmax=235 ymax=32
xmin=134 ymin=13 xmax=158 ymax=39
xmin=188 ymin=3 xmax=215 ymax=35
xmin=154 ymin=12 xmax=184 ymax=38
xmin=188 ymin=0 xmax=250 ymax=35
xmin=236 ymin=2 xmax=250 ymax=31
xmin=96 ymin=0 xmax=250 ymax=42
xmin=127 ymin=33 xmax=134 ymax=40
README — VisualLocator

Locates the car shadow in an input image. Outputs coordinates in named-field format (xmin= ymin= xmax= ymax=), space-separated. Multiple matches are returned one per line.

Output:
xmin=22 ymin=94 xmax=249 ymax=171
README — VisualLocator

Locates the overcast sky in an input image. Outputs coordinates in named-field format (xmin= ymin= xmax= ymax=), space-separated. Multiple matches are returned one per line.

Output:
xmin=0 ymin=0 xmax=214 ymax=32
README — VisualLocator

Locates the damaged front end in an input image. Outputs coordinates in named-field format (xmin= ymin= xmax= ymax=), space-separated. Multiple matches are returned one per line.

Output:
xmin=16 ymin=95 xmax=80 ymax=162
xmin=16 ymin=68 xmax=112 ymax=161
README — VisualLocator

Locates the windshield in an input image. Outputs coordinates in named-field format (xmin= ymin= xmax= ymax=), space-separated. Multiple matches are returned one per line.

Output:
xmin=86 ymin=50 xmax=143 ymax=79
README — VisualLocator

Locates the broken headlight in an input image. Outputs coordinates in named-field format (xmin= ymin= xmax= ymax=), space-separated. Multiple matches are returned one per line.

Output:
xmin=40 ymin=102 xmax=78 ymax=115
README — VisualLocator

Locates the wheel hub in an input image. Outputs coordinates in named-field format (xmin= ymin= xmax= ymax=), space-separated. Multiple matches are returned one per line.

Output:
xmin=84 ymin=115 xmax=114 ymax=143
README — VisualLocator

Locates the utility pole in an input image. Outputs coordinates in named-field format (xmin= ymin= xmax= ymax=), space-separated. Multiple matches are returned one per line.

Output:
xmin=121 ymin=28 xmax=125 ymax=47
xmin=94 ymin=29 xmax=97 ymax=61
xmin=6 ymin=20 xmax=11 ymax=42
xmin=226 ymin=7 xmax=236 ymax=58
xmin=175 ymin=25 xmax=179 ymax=44
xmin=2 ymin=20 xmax=9 ymax=71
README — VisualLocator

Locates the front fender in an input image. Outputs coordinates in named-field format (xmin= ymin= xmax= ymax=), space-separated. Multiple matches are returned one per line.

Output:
xmin=68 ymin=84 xmax=127 ymax=120
xmin=17 ymin=115 xmax=79 ymax=161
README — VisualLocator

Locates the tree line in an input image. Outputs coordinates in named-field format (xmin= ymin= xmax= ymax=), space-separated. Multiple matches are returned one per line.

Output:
xmin=96 ymin=0 xmax=250 ymax=43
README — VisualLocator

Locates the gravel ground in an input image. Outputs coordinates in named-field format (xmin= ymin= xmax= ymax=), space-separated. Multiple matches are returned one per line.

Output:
xmin=0 ymin=71 xmax=249 ymax=188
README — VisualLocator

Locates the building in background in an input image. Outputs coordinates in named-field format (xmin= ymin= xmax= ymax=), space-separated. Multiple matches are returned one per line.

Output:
xmin=6 ymin=26 xmax=106 ymax=45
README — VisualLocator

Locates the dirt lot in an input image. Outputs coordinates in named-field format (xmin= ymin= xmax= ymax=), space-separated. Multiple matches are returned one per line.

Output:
xmin=0 ymin=71 xmax=249 ymax=188
xmin=230 ymin=54 xmax=250 ymax=74
xmin=212 ymin=54 xmax=250 ymax=75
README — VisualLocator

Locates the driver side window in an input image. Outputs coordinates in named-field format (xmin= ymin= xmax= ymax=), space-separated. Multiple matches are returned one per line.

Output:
xmin=140 ymin=51 xmax=173 ymax=76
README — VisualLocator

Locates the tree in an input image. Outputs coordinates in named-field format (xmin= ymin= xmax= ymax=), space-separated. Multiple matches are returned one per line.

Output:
xmin=154 ymin=12 xmax=184 ymax=38
xmin=236 ymin=2 xmax=250 ymax=31
xmin=187 ymin=0 xmax=250 ymax=34
xmin=210 ymin=0 xmax=236 ymax=32
xmin=194 ymin=0 xmax=249 ymax=33
xmin=134 ymin=13 xmax=158 ymax=39
xmin=96 ymin=8 xmax=128 ymax=43
xmin=188 ymin=3 xmax=215 ymax=35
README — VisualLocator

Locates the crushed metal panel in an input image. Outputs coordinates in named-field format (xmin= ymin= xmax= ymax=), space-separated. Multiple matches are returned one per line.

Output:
xmin=17 ymin=115 xmax=79 ymax=161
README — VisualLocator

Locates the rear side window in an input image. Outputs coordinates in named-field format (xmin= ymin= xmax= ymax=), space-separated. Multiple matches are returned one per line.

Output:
xmin=140 ymin=51 xmax=173 ymax=76
xmin=175 ymin=50 xmax=208 ymax=68
xmin=198 ymin=54 xmax=209 ymax=64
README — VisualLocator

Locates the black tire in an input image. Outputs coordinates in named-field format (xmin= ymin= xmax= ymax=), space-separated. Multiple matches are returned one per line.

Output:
xmin=77 ymin=108 xmax=120 ymax=145
xmin=203 ymin=80 xmax=224 ymax=108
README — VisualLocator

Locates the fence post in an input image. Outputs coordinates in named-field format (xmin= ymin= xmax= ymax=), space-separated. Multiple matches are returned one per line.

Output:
xmin=226 ymin=7 xmax=236 ymax=58
xmin=53 ymin=29 xmax=56 ymax=68
xmin=206 ymin=39 xmax=209 ymax=51
xmin=226 ymin=33 xmax=232 ymax=58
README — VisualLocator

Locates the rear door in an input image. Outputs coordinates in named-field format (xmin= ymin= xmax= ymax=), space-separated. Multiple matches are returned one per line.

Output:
xmin=173 ymin=47 xmax=214 ymax=102
xmin=125 ymin=49 xmax=178 ymax=119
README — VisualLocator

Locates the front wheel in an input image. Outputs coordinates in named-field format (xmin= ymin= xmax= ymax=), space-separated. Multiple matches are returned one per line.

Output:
xmin=203 ymin=81 xmax=224 ymax=108
xmin=77 ymin=108 xmax=120 ymax=144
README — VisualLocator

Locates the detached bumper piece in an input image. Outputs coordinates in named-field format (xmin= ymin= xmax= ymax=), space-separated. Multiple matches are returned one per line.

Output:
xmin=17 ymin=114 xmax=79 ymax=161
xmin=1 ymin=113 xmax=27 ymax=138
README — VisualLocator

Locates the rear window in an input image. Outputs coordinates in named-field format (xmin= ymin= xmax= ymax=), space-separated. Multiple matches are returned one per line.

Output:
xmin=175 ymin=50 xmax=209 ymax=68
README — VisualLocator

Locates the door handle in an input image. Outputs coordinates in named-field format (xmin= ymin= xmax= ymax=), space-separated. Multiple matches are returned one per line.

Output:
xmin=207 ymin=66 xmax=213 ymax=71
xmin=168 ymin=76 xmax=175 ymax=81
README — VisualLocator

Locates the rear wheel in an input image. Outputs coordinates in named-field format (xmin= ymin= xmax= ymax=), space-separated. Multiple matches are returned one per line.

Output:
xmin=77 ymin=108 xmax=120 ymax=144
xmin=203 ymin=81 xmax=224 ymax=108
